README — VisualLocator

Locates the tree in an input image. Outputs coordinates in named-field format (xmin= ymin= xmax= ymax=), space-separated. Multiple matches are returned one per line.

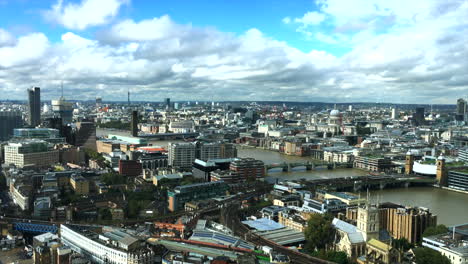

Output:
xmin=0 ymin=173 xmax=6 ymax=190
xmin=304 ymin=213 xmax=335 ymax=251
xmin=392 ymin=238 xmax=413 ymax=251
xmin=423 ymin=224 xmax=448 ymax=237
xmin=99 ymin=208 xmax=112 ymax=220
xmin=101 ymin=173 xmax=126 ymax=185
xmin=311 ymin=250 xmax=349 ymax=264
xmin=413 ymin=247 xmax=450 ymax=264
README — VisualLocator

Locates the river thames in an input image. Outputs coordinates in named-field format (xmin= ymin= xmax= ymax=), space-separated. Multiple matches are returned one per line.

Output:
xmin=97 ymin=129 xmax=468 ymax=225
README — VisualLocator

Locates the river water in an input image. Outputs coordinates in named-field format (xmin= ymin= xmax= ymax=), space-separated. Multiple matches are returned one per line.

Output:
xmin=97 ymin=129 xmax=468 ymax=225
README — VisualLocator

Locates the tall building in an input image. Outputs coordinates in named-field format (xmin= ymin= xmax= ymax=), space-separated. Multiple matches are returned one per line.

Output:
xmin=391 ymin=107 xmax=397 ymax=119
xmin=4 ymin=140 xmax=59 ymax=168
xmin=229 ymin=158 xmax=265 ymax=181
xmin=357 ymin=203 xmax=380 ymax=241
xmin=0 ymin=111 xmax=22 ymax=141
xmin=405 ymin=152 xmax=414 ymax=174
xmin=96 ymin=97 xmax=102 ymax=107
xmin=165 ymin=98 xmax=171 ymax=110
xmin=28 ymin=87 xmax=41 ymax=127
xmin=74 ymin=121 xmax=96 ymax=150
xmin=413 ymin=107 xmax=425 ymax=126
xmin=457 ymin=98 xmax=467 ymax=116
xmin=168 ymin=142 xmax=196 ymax=169
xmin=131 ymin=110 xmax=138 ymax=137
xmin=198 ymin=142 xmax=221 ymax=161
xmin=51 ymin=97 xmax=73 ymax=125
xmin=379 ymin=206 xmax=437 ymax=244
xmin=436 ymin=155 xmax=448 ymax=186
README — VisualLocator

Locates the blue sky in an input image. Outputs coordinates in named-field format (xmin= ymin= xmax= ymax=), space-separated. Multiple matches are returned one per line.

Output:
xmin=0 ymin=0 xmax=467 ymax=103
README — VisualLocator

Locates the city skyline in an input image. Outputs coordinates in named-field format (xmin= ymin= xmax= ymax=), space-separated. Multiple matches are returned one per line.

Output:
xmin=0 ymin=0 xmax=467 ymax=103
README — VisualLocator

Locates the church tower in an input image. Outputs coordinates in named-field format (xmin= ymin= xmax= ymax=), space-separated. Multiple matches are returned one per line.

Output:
xmin=357 ymin=193 xmax=380 ymax=241
xmin=405 ymin=151 xmax=414 ymax=175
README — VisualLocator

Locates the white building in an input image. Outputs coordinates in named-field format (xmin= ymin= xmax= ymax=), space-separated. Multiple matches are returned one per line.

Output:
xmin=423 ymin=225 xmax=468 ymax=264
xmin=60 ymin=225 xmax=154 ymax=264
xmin=168 ymin=142 xmax=196 ymax=168
xmin=4 ymin=140 xmax=59 ymax=168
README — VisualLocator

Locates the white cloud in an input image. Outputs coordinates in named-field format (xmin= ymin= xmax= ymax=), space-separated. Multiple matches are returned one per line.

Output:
xmin=0 ymin=28 xmax=16 ymax=47
xmin=1 ymin=2 xmax=468 ymax=104
xmin=282 ymin=17 xmax=291 ymax=24
xmin=0 ymin=33 xmax=49 ymax=68
xmin=44 ymin=0 xmax=127 ymax=30
xmin=315 ymin=32 xmax=338 ymax=44
xmin=294 ymin=11 xmax=325 ymax=26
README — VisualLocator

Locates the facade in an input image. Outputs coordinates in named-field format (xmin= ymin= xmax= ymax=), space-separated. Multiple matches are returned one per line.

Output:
xmin=52 ymin=97 xmax=73 ymax=125
xmin=457 ymin=98 xmax=467 ymax=120
xmin=10 ymin=182 xmax=32 ymax=210
xmin=229 ymin=158 xmax=265 ymax=181
xmin=0 ymin=111 xmax=22 ymax=141
xmin=423 ymin=223 xmax=468 ymax=264
xmin=119 ymin=160 xmax=142 ymax=177
xmin=364 ymin=239 xmax=400 ymax=264
xmin=302 ymin=198 xmax=348 ymax=214
xmin=74 ymin=122 xmax=97 ymax=151
xmin=447 ymin=169 xmax=468 ymax=191
xmin=28 ymin=87 xmax=41 ymax=127
xmin=354 ymin=156 xmax=392 ymax=172
xmin=13 ymin=128 xmax=64 ymax=144
xmin=348 ymin=204 xmax=437 ymax=244
xmin=131 ymin=111 xmax=138 ymax=137
xmin=4 ymin=140 xmax=59 ymax=168
xmin=436 ymin=155 xmax=448 ymax=186
xmin=168 ymin=142 xmax=196 ymax=169
xmin=278 ymin=209 xmax=307 ymax=232
xmin=70 ymin=174 xmax=89 ymax=195
xmin=459 ymin=149 xmax=468 ymax=162
xmin=60 ymin=225 xmax=155 ymax=264
xmin=192 ymin=158 xmax=233 ymax=181
xmin=405 ymin=153 xmax=414 ymax=174
xmin=169 ymin=142 xmax=237 ymax=169
xmin=413 ymin=107 xmax=425 ymax=125
xmin=33 ymin=197 xmax=52 ymax=219
xmin=198 ymin=142 xmax=221 ymax=161
xmin=167 ymin=181 xmax=228 ymax=211
xmin=333 ymin=218 xmax=366 ymax=259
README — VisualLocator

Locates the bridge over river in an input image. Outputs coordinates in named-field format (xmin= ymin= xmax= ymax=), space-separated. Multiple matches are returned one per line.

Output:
xmin=264 ymin=161 xmax=352 ymax=174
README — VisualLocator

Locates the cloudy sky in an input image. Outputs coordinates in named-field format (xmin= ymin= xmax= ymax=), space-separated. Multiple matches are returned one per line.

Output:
xmin=0 ymin=0 xmax=467 ymax=103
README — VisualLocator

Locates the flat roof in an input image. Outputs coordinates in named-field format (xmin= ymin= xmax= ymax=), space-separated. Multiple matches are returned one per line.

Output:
xmin=242 ymin=218 xmax=284 ymax=231
xmin=254 ymin=228 xmax=305 ymax=245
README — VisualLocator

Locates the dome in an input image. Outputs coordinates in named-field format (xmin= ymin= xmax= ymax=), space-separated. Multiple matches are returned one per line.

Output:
xmin=330 ymin=109 xmax=340 ymax=116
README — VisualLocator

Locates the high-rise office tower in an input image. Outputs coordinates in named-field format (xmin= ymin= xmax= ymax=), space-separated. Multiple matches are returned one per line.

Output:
xmin=131 ymin=110 xmax=138 ymax=137
xmin=96 ymin=97 xmax=102 ymax=108
xmin=52 ymin=97 xmax=73 ymax=125
xmin=457 ymin=98 xmax=466 ymax=115
xmin=0 ymin=111 xmax=22 ymax=141
xmin=457 ymin=98 xmax=467 ymax=121
xmin=165 ymin=98 xmax=171 ymax=110
xmin=74 ymin=121 xmax=97 ymax=151
xmin=391 ymin=107 xmax=397 ymax=119
xmin=27 ymin=87 xmax=41 ymax=127
xmin=414 ymin=107 xmax=425 ymax=126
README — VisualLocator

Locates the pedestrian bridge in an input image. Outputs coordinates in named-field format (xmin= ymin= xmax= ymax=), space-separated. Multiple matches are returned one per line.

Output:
xmin=264 ymin=161 xmax=350 ymax=173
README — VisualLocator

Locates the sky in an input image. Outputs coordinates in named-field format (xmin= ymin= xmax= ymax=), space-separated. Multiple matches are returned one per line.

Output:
xmin=0 ymin=0 xmax=467 ymax=103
